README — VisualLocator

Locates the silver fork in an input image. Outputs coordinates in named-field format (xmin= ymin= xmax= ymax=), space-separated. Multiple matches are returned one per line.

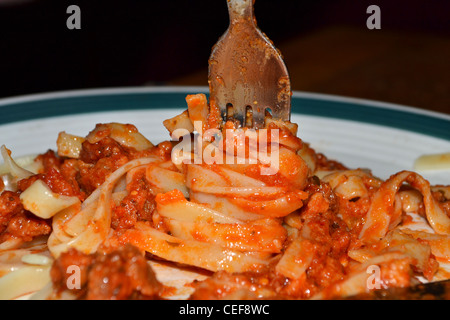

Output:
xmin=208 ymin=0 xmax=291 ymax=129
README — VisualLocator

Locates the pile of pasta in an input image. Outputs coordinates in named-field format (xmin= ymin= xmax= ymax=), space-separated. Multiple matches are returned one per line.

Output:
xmin=0 ymin=93 xmax=449 ymax=299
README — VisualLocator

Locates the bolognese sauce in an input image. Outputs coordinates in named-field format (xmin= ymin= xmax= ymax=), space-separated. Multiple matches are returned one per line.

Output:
xmin=0 ymin=95 xmax=448 ymax=300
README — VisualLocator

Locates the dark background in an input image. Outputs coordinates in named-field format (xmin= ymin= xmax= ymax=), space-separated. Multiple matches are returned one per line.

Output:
xmin=0 ymin=0 xmax=449 ymax=114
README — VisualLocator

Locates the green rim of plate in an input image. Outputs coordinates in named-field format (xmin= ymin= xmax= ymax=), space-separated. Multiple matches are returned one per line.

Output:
xmin=0 ymin=88 xmax=448 ymax=141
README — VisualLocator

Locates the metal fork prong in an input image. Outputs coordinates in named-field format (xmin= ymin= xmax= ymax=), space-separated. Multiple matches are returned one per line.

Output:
xmin=252 ymin=106 xmax=266 ymax=128
xmin=232 ymin=103 xmax=246 ymax=125
xmin=208 ymin=0 xmax=291 ymax=129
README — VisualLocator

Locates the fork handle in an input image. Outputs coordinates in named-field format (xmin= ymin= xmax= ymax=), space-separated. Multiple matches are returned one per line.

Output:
xmin=227 ymin=0 xmax=254 ymax=24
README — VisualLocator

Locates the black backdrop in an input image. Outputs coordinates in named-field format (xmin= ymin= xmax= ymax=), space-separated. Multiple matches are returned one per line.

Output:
xmin=0 ymin=0 xmax=449 ymax=99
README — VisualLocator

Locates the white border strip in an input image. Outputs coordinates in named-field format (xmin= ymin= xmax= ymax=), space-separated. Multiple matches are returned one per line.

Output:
xmin=0 ymin=86 xmax=448 ymax=121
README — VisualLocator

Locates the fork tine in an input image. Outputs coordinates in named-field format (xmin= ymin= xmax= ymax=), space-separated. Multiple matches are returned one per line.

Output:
xmin=252 ymin=106 xmax=265 ymax=128
xmin=208 ymin=0 xmax=291 ymax=129
xmin=231 ymin=102 xmax=246 ymax=125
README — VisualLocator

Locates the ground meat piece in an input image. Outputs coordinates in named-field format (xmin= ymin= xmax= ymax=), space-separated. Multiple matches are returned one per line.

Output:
xmin=0 ymin=191 xmax=51 ymax=243
xmin=79 ymin=137 xmax=129 ymax=164
xmin=112 ymin=168 xmax=156 ymax=230
xmin=0 ymin=191 xmax=23 ymax=234
xmin=35 ymin=150 xmax=62 ymax=172
xmin=16 ymin=174 xmax=42 ymax=192
xmin=17 ymin=168 xmax=84 ymax=201
xmin=283 ymin=178 xmax=353 ymax=298
xmin=59 ymin=159 xmax=86 ymax=201
xmin=303 ymin=176 xmax=339 ymax=213
xmin=50 ymin=247 xmax=94 ymax=294
xmin=43 ymin=167 xmax=80 ymax=197
xmin=77 ymin=156 xmax=129 ymax=194
xmin=294 ymin=213 xmax=350 ymax=297
xmin=75 ymin=137 xmax=131 ymax=194
xmin=190 ymin=270 xmax=285 ymax=300
xmin=0 ymin=211 xmax=51 ymax=243
xmin=50 ymin=244 xmax=163 ymax=300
